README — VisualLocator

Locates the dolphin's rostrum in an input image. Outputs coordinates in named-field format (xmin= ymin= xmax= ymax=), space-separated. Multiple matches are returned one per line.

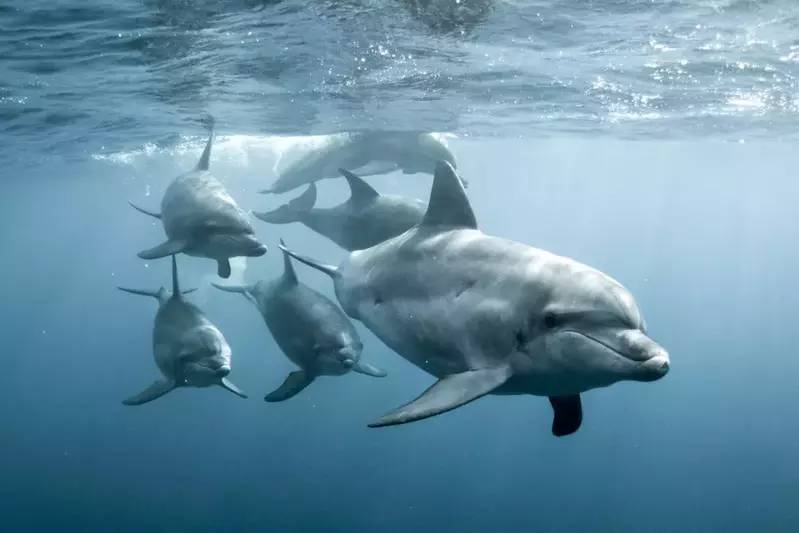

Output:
xmin=117 ymin=254 xmax=247 ymax=405
xmin=278 ymin=161 xmax=670 ymax=436
xmin=212 ymin=239 xmax=386 ymax=403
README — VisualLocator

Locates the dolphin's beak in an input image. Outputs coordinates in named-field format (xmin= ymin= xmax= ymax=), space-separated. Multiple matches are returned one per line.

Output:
xmin=637 ymin=352 xmax=670 ymax=382
xmin=250 ymin=241 xmax=268 ymax=257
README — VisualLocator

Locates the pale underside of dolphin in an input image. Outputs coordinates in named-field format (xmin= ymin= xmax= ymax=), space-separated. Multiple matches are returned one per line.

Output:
xmin=278 ymin=161 xmax=670 ymax=437
xmin=128 ymin=118 xmax=267 ymax=278
xmin=211 ymin=239 xmax=386 ymax=403
xmin=258 ymin=131 xmax=464 ymax=195
xmin=117 ymin=254 xmax=247 ymax=405
xmin=253 ymin=168 xmax=426 ymax=251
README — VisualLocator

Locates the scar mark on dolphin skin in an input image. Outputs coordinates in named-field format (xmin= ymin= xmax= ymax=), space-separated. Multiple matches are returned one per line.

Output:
xmin=455 ymin=279 xmax=476 ymax=298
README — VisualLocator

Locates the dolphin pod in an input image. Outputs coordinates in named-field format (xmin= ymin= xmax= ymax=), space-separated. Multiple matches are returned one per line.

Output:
xmin=119 ymin=120 xmax=670 ymax=437
xmin=128 ymin=118 xmax=267 ymax=279
xmin=278 ymin=161 xmax=670 ymax=436
xmin=118 ymin=254 xmax=248 ymax=405
xmin=253 ymin=168 xmax=426 ymax=251
xmin=211 ymin=238 xmax=386 ymax=402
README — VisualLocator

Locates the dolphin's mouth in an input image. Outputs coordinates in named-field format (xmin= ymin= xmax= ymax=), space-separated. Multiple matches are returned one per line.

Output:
xmin=194 ymin=360 xmax=231 ymax=376
xmin=561 ymin=329 xmax=669 ymax=378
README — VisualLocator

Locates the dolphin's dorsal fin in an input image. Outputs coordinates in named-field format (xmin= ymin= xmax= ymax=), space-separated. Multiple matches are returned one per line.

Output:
xmin=194 ymin=117 xmax=215 ymax=172
xmin=171 ymin=254 xmax=181 ymax=296
xmin=339 ymin=168 xmax=379 ymax=205
xmin=421 ymin=161 xmax=476 ymax=229
xmin=279 ymin=238 xmax=298 ymax=285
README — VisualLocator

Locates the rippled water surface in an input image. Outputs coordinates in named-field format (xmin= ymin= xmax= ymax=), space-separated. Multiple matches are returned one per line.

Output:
xmin=1 ymin=0 xmax=798 ymax=166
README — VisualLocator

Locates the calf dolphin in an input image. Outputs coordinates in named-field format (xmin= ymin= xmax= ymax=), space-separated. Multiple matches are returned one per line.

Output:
xmin=278 ymin=161 xmax=670 ymax=437
xmin=253 ymin=168 xmax=426 ymax=251
xmin=212 ymin=239 xmax=386 ymax=402
xmin=258 ymin=131 xmax=462 ymax=195
xmin=117 ymin=254 xmax=248 ymax=405
xmin=129 ymin=119 xmax=267 ymax=278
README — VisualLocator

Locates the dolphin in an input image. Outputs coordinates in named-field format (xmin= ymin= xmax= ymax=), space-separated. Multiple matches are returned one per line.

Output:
xmin=211 ymin=239 xmax=386 ymax=402
xmin=128 ymin=118 xmax=267 ymax=278
xmin=253 ymin=168 xmax=426 ymax=251
xmin=277 ymin=161 xmax=671 ymax=437
xmin=258 ymin=131 xmax=462 ymax=195
xmin=117 ymin=254 xmax=248 ymax=405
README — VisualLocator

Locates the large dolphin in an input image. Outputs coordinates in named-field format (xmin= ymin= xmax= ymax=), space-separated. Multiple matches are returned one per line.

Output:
xmin=117 ymin=254 xmax=248 ymax=405
xmin=211 ymin=239 xmax=386 ymax=402
xmin=253 ymin=168 xmax=426 ymax=251
xmin=129 ymin=119 xmax=267 ymax=278
xmin=278 ymin=161 xmax=671 ymax=437
xmin=258 ymin=131 xmax=462 ymax=195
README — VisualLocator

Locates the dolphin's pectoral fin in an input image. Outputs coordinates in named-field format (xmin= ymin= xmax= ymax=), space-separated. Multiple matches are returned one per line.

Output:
xmin=264 ymin=370 xmax=315 ymax=402
xmin=368 ymin=366 xmax=512 ymax=428
xmin=217 ymin=259 xmax=232 ymax=278
xmin=548 ymin=394 xmax=583 ymax=437
xmin=219 ymin=377 xmax=248 ymax=399
xmin=137 ymin=240 xmax=188 ymax=260
xmin=121 ymin=380 xmax=177 ymax=406
xmin=351 ymin=360 xmax=387 ymax=378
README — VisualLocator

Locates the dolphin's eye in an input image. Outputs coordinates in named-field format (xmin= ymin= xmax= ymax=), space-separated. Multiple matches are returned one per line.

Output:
xmin=543 ymin=312 xmax=558 ymax=329
xmin=515 ymin=330 xmax=526 ymax=349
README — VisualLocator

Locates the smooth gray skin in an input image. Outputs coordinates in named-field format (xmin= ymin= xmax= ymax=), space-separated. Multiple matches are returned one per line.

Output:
xmin=279 ymin=161 xmax=671 ymax=437
xmin=258 ymin=131 xmax=463 ymax=195
xmin=211 ymin=240 xmax=386 ymax=402
xmin=253 ymin=168 xmax=426 ymax=251
xmin=128 ymin=119 xmax=267 ymax=279
xmin=117 ymin=255 xmax=247 ymax=405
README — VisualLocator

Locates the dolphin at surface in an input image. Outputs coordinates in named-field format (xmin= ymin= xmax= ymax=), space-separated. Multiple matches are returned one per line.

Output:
xmin=253 ymin=168 xmax=426 ymax=251
xmin=258 ymin=131 xmax=463 ymax=195
xmin=211 ymin=239 xmax=386 ymax=402
xmin=129 ymin=118 xmax=267 ymax=278
xmin=278 ymin=161 xmax=671 ymax=437
xmin=117 ymin=254 xmax=248 ymax=405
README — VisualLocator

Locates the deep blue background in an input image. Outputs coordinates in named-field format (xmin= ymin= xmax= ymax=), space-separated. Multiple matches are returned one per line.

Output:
xmin=2 ymin=137 xmax=797 ymax=532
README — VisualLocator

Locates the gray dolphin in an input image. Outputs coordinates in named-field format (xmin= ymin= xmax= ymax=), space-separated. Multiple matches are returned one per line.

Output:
xmin=211 ymin=239 xmax=386 ymax=403
xmin=117 ymin=254 xmax=247 ymax=405
xmin=253 ymin=168 xmax=426 ymax=251
xmin=258 ymin=131 xmax=463 ymax=195
xmin=277 ymin=161 xmax=670 ymax=437
xmin=129 ymin=119 xmax=267 ymax=278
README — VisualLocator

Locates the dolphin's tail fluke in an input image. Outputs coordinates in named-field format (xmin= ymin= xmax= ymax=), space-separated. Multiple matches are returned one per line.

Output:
xmin=211 ymin=282 xmax=258 ymax=306
xmin=277 ymin=240 xmax=340 ymax=280
xmin=252 ymin=183 xmax=317 ymax=225
xmin=117 ymin=287 xmax=164 ymax=300
xmin=117 ymin=285 xmax=196 ymax=303
xmin=128 ymin=201 xmax=161 ymax=219
xmin=210 ymin=282 xmax=252 ymax=294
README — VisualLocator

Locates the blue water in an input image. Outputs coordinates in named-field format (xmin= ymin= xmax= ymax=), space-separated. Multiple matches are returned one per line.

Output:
xmin=2 ymin=1 xmax=799 ymax=532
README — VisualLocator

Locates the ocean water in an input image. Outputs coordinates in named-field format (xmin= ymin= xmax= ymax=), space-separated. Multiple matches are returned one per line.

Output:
xmin=1 ymin=1 xmax=798 ymax=532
